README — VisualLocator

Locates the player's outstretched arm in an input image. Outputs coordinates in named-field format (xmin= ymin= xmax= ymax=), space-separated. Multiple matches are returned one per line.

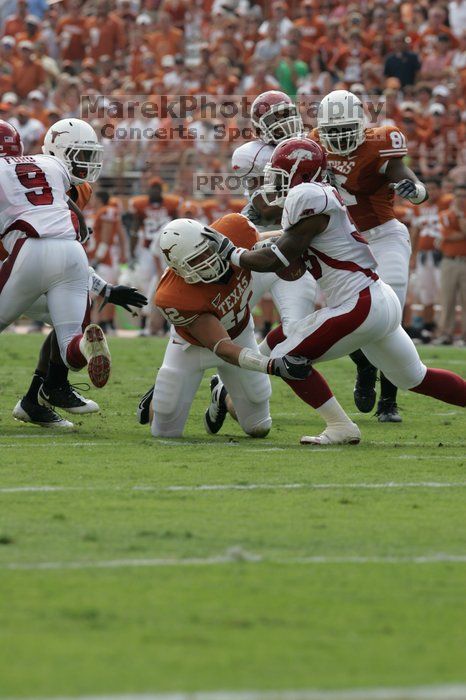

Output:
xmin=187 ymin=313 xmax=312 ymax=381
xmin=385 ymin=159 xmax=429 ymax=204
xmin=204 ymin=215 xmax=328 ymax=273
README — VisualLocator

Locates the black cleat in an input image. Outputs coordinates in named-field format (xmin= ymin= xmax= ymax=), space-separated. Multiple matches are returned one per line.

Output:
xmin=39 ymin=382 xmax=99 ymax=414
xmin=12 ymin=396 xmax=73 ymax=428
xmin=204 ymin=375 xmax=228 ymax=435
xmin=353 ymin=366 xmax=377 ymax=413
xmin=137 ymin=386 xmax=154 ymax=425
xmin=376 ymin=399 xmax=402 ymax=423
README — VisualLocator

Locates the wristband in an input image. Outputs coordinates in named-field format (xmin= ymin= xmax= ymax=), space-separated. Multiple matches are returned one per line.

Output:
xmin=212 ymin=338 xmax=230 ymax=355
xmin=230 ymin=247 xmax=247 ymax=267
xmin=408 ymin=182 xmax=427 ymax=205
xmin=89 ymin=268 xmax=107 ymax=295
xmin=238 ymin=347 xmax=270 ymax=373
xmin=270 ymin=243 xmax=290 ymax=267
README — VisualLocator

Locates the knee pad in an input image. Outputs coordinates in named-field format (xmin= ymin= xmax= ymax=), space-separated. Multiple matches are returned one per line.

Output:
xmin=153 ymin=366 xmax=184 ymax=417
xmin=240 ymin=372 xmax=272 ymax=405
xmin=385 ymin=360 xmax=427 ymax=391
xmin=245 ymin=415 xmax=272 ymax=438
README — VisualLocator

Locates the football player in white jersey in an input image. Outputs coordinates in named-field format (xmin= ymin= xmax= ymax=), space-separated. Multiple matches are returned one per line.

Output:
xmin=205 ymin=91 xmax=318 ymax=432
xmin=0 ymin=120 xmax=112 ymax=395
xmin=202 ymin=138 xmax=465 ymax=444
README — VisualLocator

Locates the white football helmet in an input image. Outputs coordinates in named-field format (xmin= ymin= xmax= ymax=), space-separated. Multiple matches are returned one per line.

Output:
xmin=42 ymin=118 xmax=103 ymax=184
xmin=160 ymin=219 xmax=229 ymax=284
xmin=317 ymin=90 xmax=365 ymax=156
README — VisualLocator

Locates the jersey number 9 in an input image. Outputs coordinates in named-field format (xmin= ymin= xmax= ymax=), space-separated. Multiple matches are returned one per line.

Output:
xmin=15 ymin=163 xmax=54 ymax=207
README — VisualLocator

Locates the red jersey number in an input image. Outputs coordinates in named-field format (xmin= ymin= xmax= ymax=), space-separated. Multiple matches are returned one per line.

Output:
xmin=15 ymin=163 xmax=54 ymax=206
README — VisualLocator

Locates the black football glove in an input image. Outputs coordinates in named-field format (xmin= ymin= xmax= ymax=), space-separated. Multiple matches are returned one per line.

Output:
xmin=202 ymin=227 xmax=236 ymax=261
xmin=268 ymin=354 xmax=312 ymax=380
xmin=99 ymin=284 xmax=148 ymax=312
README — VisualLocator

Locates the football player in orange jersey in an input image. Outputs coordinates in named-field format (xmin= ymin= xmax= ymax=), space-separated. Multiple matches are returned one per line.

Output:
xmin=314 ymin=90 xmax=429 ymax=422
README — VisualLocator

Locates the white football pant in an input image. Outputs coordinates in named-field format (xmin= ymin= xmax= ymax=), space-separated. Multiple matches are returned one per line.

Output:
xmin=250 ymin=270 xmax=317 ymax=336
xmin=0 ymin=238 xmax=89 ymax=366
xmin=362 ymin=218 xmax=411 ymax=308
xmin=151 ymin=319 xmax=272 ymax=438
xmin=272 ymin=280 xmax=427 ymax=391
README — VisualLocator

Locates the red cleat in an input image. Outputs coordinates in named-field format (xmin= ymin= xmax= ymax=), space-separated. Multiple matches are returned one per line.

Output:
xmin=79 ymin=324 xmax=111 ymax=388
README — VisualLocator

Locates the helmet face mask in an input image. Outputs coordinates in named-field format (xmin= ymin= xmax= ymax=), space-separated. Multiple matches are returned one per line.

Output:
xmin=181 ymin=241 xmax=228 ymax=284
xmin=317 ymin=90 xmax=366 ymax=156
xmin=262 ymin=163 xmax=289 ymax=206
xmin=259 ymin=103 xmax=304 ymax=144
xmin=64 ymin=144 xmax=103 ymax=183
xmin=251 ymin=91 xmax=304 ymax=145
xmin=318 ymin=122 xmax=364 ymax=156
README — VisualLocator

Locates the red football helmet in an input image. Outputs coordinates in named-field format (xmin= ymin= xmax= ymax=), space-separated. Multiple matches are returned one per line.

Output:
xmin=0 ymin=120 xmax=23 ymax=157
xmin=262 ymin=137 xmax=327 ymax=206
xmin=251 ymin=90 xmax=303 ymax=145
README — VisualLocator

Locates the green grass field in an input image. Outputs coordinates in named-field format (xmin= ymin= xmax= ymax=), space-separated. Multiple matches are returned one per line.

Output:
xmin=0 ymin=334 xmax=465 ymax=699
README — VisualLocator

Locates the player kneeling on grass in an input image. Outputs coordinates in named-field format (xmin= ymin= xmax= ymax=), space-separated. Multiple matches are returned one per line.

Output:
xmin=201 ymin=138 xmax=465 ymax=443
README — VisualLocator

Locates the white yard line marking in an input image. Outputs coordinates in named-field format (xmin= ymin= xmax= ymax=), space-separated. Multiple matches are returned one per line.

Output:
xmin=2 ymin=552 xmax=466 ymax=572
xmin=0 ymin=442 xmax=102 ymax=448
xmin=7 ymin=686 xmax=466 ymax=700
xmin=1 ymin=481 xmax=466 ymax=495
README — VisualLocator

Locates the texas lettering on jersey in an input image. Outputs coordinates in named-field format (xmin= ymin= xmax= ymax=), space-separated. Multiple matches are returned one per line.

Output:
xmin=311 ymin=125 xmax=408 ymax=232
xmin=155 ymin=213 xmax=258 ymax=347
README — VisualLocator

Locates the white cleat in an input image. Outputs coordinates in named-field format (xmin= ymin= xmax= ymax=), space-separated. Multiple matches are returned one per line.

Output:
xmin=13 ymin=397 xmax=74 ymax=429
xmin=300 ymin=422 xmax=361 ymax=446
xmin=79 ymin=324 xmax=111 ymax=388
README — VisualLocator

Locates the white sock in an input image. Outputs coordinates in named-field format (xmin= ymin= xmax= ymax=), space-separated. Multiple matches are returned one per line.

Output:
xmin=258 ymin=337 xmax=271 ymax=357
xmin=315 ymin=397 xmax=354 ymax=427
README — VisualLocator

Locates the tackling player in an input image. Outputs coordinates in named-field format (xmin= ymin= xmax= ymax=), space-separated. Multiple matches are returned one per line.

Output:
xmin=137 ymin=212 xmax=358 ymax=443
xmin=202 ymin=138 xmax=465 ymax=444
xmin=313 ymin=90 xmax=429 ymax=422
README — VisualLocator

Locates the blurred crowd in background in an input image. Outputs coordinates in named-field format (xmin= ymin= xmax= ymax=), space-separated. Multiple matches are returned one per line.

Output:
xmin=1 ymin=0 xmax=465 ymax=342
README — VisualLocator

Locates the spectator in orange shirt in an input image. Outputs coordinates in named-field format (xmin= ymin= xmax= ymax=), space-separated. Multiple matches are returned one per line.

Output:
xmin=437 ymin=183 xmax=466 ymax=344
xmin=148 ymin=12 xmax=183 ymax=64
xmin=294 ymin=0 xmax=326 ymax=42
xmin=420 ymin=34 xmax=454 ymax=85
xmin=12 ymin=40 xmax=46 ymax=98
xmin=316 ymin=19 xmax=344 ymax=72
xmin=87 ymin=0 xmax=125 ymax=61
xmin=27 ymin=88 xmax=48 ymax=125
xmin=419 ymin=6 xmax=459 ymax=53
xmin=328 ymin=30 xmax=372 ymax=85
xmin=3 ymin=0 xmax=28 ymax=38
xmin=419 ymin=103 xmax=449 ymax=179
xmin=15 ymin=14 xmax=42 ymax=45
xmin=56 ymin=0 xmax=88 ymax=63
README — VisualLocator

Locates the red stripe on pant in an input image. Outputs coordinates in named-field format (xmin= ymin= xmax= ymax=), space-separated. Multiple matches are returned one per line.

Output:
xmin=0 ymin=238 xmax=27 ymax=294
xmin=411 ymin=368 xmax=466 ymax=407
xmin=289 ymin=286 xmax=372 ymax=361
